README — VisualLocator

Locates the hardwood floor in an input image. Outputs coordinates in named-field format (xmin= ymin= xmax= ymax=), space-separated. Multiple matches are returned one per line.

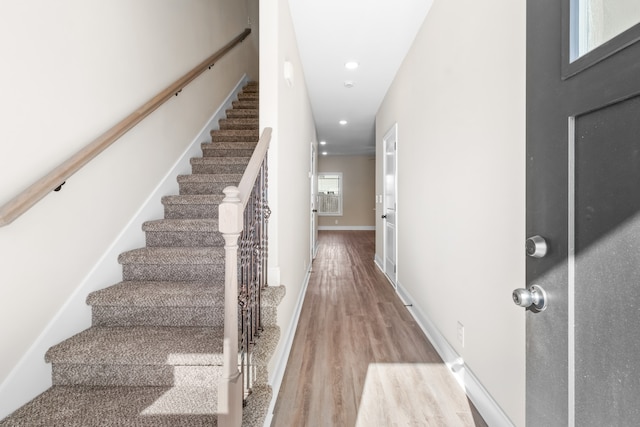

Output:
xmin=270 ymin=231 xmax=488 ymax=427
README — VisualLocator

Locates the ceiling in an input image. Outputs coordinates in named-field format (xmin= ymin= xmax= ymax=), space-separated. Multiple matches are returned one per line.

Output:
xmin=288 ymin=0 xmax=433 ymax=156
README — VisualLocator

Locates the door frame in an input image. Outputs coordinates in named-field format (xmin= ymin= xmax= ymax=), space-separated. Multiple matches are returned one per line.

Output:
xmin=382 ymin=123 xmax=398 ymax=288
xmin=310 ymin=141 xmax=318 ymax=260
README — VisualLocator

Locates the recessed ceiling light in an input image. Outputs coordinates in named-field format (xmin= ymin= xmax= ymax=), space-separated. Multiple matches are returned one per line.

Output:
xmin=339 ymin=120 xmax=348 ymax=125
xmin=322 ymin=151 xmax=328 ymax=156
xmin=344 ymin=81 xmax=355 ymax=88
xmin=320 ymin=140 xmax=327 ymax=145
xmin=345 ymin=61 xmax=359 ymax=70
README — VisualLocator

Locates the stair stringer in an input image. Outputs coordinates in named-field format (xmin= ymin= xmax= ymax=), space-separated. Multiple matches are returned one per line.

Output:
xmin=0 ymin=75 xmax=250 ymax=421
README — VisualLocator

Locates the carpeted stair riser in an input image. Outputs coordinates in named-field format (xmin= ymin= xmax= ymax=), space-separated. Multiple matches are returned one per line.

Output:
xmin=121 ymin=262 xmax=224 ymax=282
xmin=210 ymin=129 xmax=258 ymax=142
xmin=225 ymin=108 xmax=258 ymax=119
xmin=231 ymin=100 xmax=258 ymax=110
xmin=0 ymin=386 xmax=218 ymax=427
xmin=162 ymin=195 xmax=224 ymax=219
xmin=201 ymin=142 xmax=257 ymax=158
xmin=143 ymin=219 xmax=223 ymax=247
xmin=45 ymin=326 xmax=224 ymax=387
xmin=91 ymin=306 xmax=222 ymax=327
xmin=51 ymin=363 xmax=222 ymax=387
xmin=177 ymin=173 xmax=242 ymax=195
xmin=190 ymin=157 xmax=251 ymax=174
xmin=146 ymin=229 xmax=224 ymax=247
xmin=219 ymin=118 xmax=258 ymax=130
xmin=241 ymin=89 xmax=258 ymax=95
xmin=90 ymin=283 xmax=281 ymax=328
xmin=119 ymin=247 xmax=225 ymax=281
xmin=89 ymin=283 xmax=225 ymax=327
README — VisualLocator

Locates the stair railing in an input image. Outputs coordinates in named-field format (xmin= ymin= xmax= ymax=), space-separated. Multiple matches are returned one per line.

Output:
xmin=218 ymin=127 xmax=271 ymax=427
xmin=0 ymin=28 xmax=251 ymax=227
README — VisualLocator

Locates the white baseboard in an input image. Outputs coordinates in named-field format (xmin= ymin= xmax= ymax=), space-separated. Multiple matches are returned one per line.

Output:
xmin=374 ymin=253 xmax=384 ymax=271
xmin=262 ymin=266 xmax=312 ymax=427
xmin=396 ymin=281 xmax=515 ymax=427
xmin=318 ymin=225 xmax=375 ymax=230
xmin=0 ymin=75 xmax=249 ymax=420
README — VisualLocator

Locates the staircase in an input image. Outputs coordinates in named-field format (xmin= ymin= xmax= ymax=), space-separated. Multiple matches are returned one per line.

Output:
xmin=0 ymin=82 xmax=283 ymax=427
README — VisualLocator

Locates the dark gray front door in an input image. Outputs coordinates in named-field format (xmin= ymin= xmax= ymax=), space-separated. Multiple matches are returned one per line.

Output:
xmin=526 ymin=1 xmax=640 ymax=426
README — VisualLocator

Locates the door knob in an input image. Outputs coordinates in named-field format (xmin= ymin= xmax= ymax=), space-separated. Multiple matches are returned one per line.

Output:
xmin=312 ymin=209 xmax=318 ymax=213
xmin=381 ymin=215 xmax=387 ymax=219
xmin=512 ymin=284 xmax=548 ymax=311
xmin=526 ymin=235 xmax=548 ymax=258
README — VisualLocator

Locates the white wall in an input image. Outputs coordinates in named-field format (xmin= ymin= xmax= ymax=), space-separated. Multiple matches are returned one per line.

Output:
xmin=260 ymin=0 xmax=317 ymax=380
xmin=0 ymin=0 xmax=254 ymax=417
xmin=375 ymin=0 xmax=526 ymax=425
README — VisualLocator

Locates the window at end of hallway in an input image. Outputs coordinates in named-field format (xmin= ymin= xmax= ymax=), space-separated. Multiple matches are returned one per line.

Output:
xmin=317 ymin=173 xmax=342 ymax=216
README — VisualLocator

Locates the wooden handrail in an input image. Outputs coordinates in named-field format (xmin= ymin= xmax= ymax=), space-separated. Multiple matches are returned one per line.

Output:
xmin=237 ymin=127 xmax=271 ymax=209
xmin=0 ymin=28 xmax=251 ymax=227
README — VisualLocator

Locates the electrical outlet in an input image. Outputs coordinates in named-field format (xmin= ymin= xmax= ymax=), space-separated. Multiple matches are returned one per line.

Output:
xmin=335 ymin=219 xmax=338 ymax=224
xmin=457 ymin=322 xmax=465 ymax=347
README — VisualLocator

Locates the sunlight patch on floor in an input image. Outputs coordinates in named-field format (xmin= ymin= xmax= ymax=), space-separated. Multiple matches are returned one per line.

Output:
xmin=355 ymin=363 xmax=478 ymax=426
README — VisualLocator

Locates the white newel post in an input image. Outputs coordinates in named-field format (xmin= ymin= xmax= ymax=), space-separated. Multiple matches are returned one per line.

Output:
xmin=218 ymin=186 xmax=243 ymax=427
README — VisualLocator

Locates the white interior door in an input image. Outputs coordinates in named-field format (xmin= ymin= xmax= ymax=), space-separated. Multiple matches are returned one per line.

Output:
xmin=383 ymin=124 xmax=397 ymax=287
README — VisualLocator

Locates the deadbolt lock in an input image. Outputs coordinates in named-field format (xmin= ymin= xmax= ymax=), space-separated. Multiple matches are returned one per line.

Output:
xmin=526 ymin=235 xmax=548 ymax=258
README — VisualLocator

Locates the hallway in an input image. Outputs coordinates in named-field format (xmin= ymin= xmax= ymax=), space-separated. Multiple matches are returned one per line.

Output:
xmin=271 ymin=231 xmax=488 ymax=426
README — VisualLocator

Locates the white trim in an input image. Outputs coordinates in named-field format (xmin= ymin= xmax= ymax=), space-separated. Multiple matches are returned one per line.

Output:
xmin=268 ymin=267 xmax=281 ymax=287
xmin=263 ymin=266 xmax=312 ymax=427
xmin=318 ymin=225 xmax=375 ymax=230
xmin=567 ymin=116 xmax=576 ymax=427
xmin=396 ymin=280 xmax=516 ymax=427
xmin=382 ymin=123 xmax=398 ymax=288
xmin=374 ymin=253 xmax=384 ymax=271
xmin=0 ymin=75 xmax=249 ymax=420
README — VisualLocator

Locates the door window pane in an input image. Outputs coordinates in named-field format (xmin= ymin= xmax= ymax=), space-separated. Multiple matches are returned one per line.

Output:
xmin=573 ymin=0 xmax=640 ymax=60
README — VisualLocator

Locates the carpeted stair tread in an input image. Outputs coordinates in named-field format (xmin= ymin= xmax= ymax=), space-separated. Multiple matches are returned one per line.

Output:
xmin=45 ymin=326 xmax=223 ymax=365
xmin=87 ymin=281 xmax=223 ymax=308
xmin=0 ymin=385 xmax=219 ymax=427
xmin=143 ymin=218 xmax=219 ymax=233
xmin=118 ymin=247 xmax=224 ymax=265
xmin=177 ymin=173 xmax=242 ymax=183
xmin=242 ymin=385 xmax=271 ymax=427
xmin=162 ymin=194 xmax=225 ymax=205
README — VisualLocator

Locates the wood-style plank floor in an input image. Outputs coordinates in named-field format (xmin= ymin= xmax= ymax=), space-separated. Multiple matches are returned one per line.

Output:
xmin=270 ymin=231 xmax=488 ymax=427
